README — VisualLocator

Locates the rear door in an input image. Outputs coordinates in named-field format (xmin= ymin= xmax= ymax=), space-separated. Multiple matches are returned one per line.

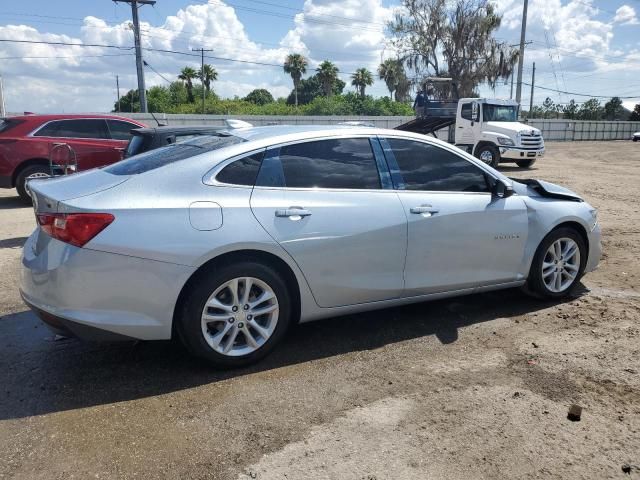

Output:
xmin=250 ymin=136 xmax=407 ymax=308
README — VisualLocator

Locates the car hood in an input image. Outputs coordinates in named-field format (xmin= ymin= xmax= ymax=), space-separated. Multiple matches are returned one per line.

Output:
xmin=485 ymin=121 xmax=541 ymax=137
xmin=511 ymin=178 xmax=583 ymax=202
xmin=29 ymin=169 xmax=129 ymax=212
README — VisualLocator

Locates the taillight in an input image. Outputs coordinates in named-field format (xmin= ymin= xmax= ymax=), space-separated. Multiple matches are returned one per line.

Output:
xmin=36 ymin=213 xmax=114 ymax=247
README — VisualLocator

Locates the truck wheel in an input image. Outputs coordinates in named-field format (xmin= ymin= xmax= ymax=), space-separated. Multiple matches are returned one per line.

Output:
xmin=516 ymin=159 xmax=536 ymax=168
xmin=475 ymin=144 xmax=500 ymax=168
xmin=16 ymin=165 xmax=50 ymax=204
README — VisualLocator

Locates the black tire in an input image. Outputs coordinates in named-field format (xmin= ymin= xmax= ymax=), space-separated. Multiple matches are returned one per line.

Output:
xmin=16 ymin=164 xmax=50 ymax=204
xmin=176 ymin=261 xmax=292 ymax=368
xmin=526 ymin=227 xmax=587 ymax=299
xmin=516 ymin=159 xmax=536 ymax=168
xmin=633 ymin=137 xmax=638 ymax=142
xmin=475 ymin=144 xmax=500 ymax=168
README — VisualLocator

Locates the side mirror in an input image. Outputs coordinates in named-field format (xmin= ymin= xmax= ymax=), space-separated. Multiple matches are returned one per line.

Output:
xmin=492 ymin=179 xmax=514 ymax=199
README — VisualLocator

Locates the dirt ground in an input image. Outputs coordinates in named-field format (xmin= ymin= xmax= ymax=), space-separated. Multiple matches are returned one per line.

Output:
xmin=0 ymin=141 xmax=638 ymax=480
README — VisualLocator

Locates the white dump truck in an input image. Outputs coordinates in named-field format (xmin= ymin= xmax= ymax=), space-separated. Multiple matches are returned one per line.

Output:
xmin=396 ymin=97 xmax=545 ymax=169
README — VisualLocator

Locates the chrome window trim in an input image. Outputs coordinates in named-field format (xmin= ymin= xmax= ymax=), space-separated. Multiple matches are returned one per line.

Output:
xmin=203 ymin=148 xmax=267 ymax=188
xmin=28 ymin=118 xmax=127 ymax=140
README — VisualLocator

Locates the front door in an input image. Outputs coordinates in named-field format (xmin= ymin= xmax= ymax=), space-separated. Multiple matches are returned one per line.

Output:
xmin=380 ymin=137 xmax=529 ymax=296
xmin=250 ymin=137 xmax=407 ymax=308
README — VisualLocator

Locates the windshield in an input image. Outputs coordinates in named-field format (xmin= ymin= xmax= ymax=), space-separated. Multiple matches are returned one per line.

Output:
xmin=483 ymin=104 xmax=518 ymax=122
xmin=106 ymin=134 xmax=245 ymax=176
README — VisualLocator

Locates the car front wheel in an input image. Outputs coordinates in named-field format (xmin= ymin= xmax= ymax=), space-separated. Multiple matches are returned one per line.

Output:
xmin=177 ymin=261 xmax=291 ymax=367
xmin=475 ymin=144 xmax=500 ymax=168
xmin=526 ymin=227 xmax=586 ymax=299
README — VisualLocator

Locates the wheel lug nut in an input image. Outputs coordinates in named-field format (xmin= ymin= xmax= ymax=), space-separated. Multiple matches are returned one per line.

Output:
xmin=232 ymin=306 xmax=238 ymax=312
xmin=238 ymin=322 xmax=244 ymax=328
xmin=228 ymin=318 xmax=234 ymax=323
xmin=243 ymin=304 xmax=249 ymax=310
xmin=247 ymin=315 xmax=253 ymax=321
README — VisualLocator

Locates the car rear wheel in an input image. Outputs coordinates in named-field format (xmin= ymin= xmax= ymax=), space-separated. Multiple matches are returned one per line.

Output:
xmin=177 ymin=262 xmax=291 ymax=367
xmin=516 ymin=159 xmax=536 ymax=168
xmin=16 ymin=165 xmax=50 ymax=204
xmin=526 ymin=227 xmax=586 ymax=299
xmin=475 ymin=144 xmax=500 ymax=168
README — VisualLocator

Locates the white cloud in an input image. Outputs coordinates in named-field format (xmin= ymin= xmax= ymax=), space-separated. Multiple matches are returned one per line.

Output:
xmin=613 ymin=5 xmax=639 ymax=25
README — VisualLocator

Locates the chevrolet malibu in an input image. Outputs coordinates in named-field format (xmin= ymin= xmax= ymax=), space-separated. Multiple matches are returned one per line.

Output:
xmin=21 ymin=126 xmax=601 ymax=367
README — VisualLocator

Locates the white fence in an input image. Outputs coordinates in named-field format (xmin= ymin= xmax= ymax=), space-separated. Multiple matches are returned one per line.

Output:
xmin=117 ymin=114 xmax=640 ymax=142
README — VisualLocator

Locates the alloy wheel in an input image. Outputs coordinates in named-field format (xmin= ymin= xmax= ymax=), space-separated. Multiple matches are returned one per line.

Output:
xmin=541 ymin=237 xmax=580 ymax=293
xmin=200 ymin=277 xmax=279 ymax=357
xmin=24 ymin=171 xmax=50 ymax=197
xmin=479 ymin=149 xmax=494 ymax=164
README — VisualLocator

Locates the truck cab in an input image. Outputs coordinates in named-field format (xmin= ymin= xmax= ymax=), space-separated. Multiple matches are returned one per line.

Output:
xmin=454 ymin=98 xmax=544 ymax=168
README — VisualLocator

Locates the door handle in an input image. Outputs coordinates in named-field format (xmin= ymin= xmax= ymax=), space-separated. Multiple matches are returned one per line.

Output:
xmin=410 ymin=205 xmax=439 ymax=215
xmin=275 ymin=207 xmax=312 ymax=218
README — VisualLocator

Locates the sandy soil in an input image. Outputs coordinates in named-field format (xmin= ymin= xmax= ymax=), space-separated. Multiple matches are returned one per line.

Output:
xmin=0 ymin=141 xmax=638 ymax=480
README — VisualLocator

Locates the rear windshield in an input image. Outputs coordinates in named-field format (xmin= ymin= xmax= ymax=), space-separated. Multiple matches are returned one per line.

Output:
xmin=106 ymin=134 xmax=245 ymax=176
xmin=0 ymin=118 xmax=24 ymax=134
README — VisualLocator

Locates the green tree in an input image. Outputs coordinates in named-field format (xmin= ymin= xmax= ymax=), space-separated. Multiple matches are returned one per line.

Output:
xmin=630 ymin=104 xmax=640 ymax=121
xmin=113 ymin=89 xmax=139 ymax=113
xmin=351 ymin=68 xmax=374 ymax=98
xmin=542 ymin=97 xmax=556 ymax=119
xmin=389 ymin=0 xmax=517 ymax=97
xmin=244 ymin=88 xmax=274 ymax=105
xmin=316 ymin=60 xmax=340 ymax=97
xmin=197 ymin=64 xmax=218 ymax=94
xmin=284 ymin=53 xmax=308 ymax=107
xmin=603 ymin=96 xmax=625 ymax=120
xmin=577 ymin=98 xmax=603 ymax=120
xmin=178 ymin=66 xmax=198 ymax=103
xmin=378 ymin=59 xmax=400 ymax=98
xmin=562 ymin=99 xmax=578 ymax=119
xmin=286 ymin=74 xmax=345 ymax=105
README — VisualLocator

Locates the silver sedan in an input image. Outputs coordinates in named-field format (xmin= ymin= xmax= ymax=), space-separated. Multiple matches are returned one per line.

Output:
xmin=21 ymin=126 xmax=601 ymax=367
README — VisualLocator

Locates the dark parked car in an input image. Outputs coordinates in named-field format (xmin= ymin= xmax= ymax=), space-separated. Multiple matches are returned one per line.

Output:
xmin=125 ymin=125 xmax=227 ymax=157
xmin=0 ymin=114 xmax=145 ymax=202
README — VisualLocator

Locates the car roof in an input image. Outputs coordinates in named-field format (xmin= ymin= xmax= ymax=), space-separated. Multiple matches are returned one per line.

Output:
xmin=131 ymin=125 xmax=227 ymax=136
xmin=7 ymin=113 xmax=144 ymax=124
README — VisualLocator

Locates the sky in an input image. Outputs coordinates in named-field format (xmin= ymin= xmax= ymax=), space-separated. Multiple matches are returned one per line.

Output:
xmin=0 ymin=0 xmax=639 ymax=114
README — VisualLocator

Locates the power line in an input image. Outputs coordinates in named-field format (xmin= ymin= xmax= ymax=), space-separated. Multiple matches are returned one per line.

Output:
xmin=523 ymin=81 xmax=639 ymax=99
xmin=143 ymin=59 xmax=172 ymax=83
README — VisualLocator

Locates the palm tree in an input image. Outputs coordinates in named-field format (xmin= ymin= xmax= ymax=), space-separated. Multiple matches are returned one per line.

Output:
xmin=351 ymin=68 xmax=374 ymax=98
xmin=283 ymin=53 xmax=308 ymax=107
xmin=378 ymin=59 xmax=399 ymax=99
xmin=316 ymin=60 xmax=339 ymax=97
xmin=178 ymin=66 xmax=198 ymax=103
xmin=197 ymin=64 xmax=218 ymax=94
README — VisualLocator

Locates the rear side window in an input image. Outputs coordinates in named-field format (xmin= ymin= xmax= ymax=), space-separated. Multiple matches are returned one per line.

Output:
xmin=216 ymin=152 xmax=264 ymax=186
xmin=106 ymin=134 xmax=245 ymax=175
xmin=107 ymin=119 xmax=139 ymax=140
xmin=257 ymin=138 xmax=380 ymax=190
xmin=383 ymin=138 xmax=489 ymax=192
xmin=34 ymin=119 xmax=109 ymax=139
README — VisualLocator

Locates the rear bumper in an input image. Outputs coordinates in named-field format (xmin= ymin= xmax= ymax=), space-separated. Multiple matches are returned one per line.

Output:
xmin=20 ymin=231 xmax=195 ymax=341
xmin=0 ymin=174 xmax=12 ymax=189
xmin=499 ymin=147 xmax=545 ymax=161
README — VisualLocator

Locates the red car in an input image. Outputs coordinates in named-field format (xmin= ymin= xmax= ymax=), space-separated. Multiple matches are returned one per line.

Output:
xmin=0 ymin=114 xmax=146 ymax=202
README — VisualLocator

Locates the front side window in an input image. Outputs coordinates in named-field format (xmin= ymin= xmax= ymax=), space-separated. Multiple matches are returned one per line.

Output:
xmin=34 ymin=119 xmax=109 ymax=139
xmin=460 ymin=103 xmax=473 ymax=121
xmin=257 ymin=138 xmax=381 ymax=190
xmin=215 ymin=152 xmax=264 ymax=186
xmin=383 ymin=138 xmax=490 ymax=193
xmin=107 ymin=120 xmax=139 ymax=140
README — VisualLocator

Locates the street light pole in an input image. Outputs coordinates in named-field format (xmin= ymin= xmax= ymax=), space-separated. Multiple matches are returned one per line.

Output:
xmin=113 ymin=0 xmax=155 ymax=113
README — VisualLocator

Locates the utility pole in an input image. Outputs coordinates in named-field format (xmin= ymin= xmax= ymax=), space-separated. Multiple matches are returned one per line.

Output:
xmin=0 ymin=74 xmax=5 ymax=117
xmin=192 ymin=47 xmax=213 ymax=114
xmin=529 ymin=62 xmax=536 ymax=115
xmin=515 ymin=0 xmax=528 ymax=105
xmin=510 ymin=73 xmax=514 ymax=99
xmin=116 ymin=75 xmax=121 ymax=113
xmin=113 ymin=0 xmax=155 ymax=113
